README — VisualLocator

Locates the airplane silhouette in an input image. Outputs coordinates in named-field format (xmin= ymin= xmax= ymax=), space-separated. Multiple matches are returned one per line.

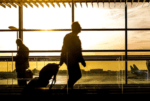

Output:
xmin=129 ymin=61 xmax=150 ymax=79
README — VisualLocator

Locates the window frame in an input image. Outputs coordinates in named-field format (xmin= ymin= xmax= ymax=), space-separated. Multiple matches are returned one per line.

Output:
xmin=0 ymin=2 xmax=150 ymax=85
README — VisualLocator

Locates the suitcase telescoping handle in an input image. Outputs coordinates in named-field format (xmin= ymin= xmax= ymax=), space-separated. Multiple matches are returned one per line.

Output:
xmin=49 ymin=77 xmax=56 ymax=90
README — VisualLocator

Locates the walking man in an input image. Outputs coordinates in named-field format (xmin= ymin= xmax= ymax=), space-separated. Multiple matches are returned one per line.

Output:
xmin=60 ymin=22 xmax=86 ymax=90
xmin=15 ymin=39 xmax=29 ymax=86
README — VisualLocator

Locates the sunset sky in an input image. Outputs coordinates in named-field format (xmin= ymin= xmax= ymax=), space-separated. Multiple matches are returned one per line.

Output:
xmin=0 ymin=2 xmax=150 ymax=71
xmin=0 ymin=2 xmax=150 ymax=56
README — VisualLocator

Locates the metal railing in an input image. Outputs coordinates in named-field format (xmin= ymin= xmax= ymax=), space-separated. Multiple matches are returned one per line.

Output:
xmin=0 ymin=50 xmax=150 ymax=85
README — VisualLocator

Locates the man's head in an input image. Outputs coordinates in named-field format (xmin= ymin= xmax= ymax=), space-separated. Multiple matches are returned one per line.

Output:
xmin=71 ymin=21 xmax=81 ymax=34
xmin=16 ymin=39 xmax=23 ymax=46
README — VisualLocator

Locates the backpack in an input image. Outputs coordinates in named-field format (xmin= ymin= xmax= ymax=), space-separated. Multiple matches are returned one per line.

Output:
xmin=22 ymin=63 xmax=60 ymax=95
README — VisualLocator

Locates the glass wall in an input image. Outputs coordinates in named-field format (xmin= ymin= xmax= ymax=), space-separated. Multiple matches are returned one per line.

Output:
xmin=128 ymin=60 xmax=150 ymax=84
xmin=127 ymin=2 xmax=150 ymax=28
xmin=0 ymin=32 xmax=17 ymax=50
xmin=0 ymin=52 xmax=16 ymax=85
xmin=23 ymin=31 xmax=69 ymax=50
xmin=128 ymin=31 xmax=150 ymax=50
xmin=23 ymin=3 xmax=72 ymax=29
xmin=0 ymin=2 xmax=150 ymax=86
xmin=127 ymin=2 xmax=150 ymax=84
xmin=75 ymin=3 xmax=125 ymax=29
xmin=0 ymin=57 xmax=125 ymax=85
xmin=0 ymin=6 xmax=18 ymax=29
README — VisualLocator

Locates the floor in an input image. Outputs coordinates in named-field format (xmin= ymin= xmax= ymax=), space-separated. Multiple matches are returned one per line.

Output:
xmin=0 ymin=84 xmax=150 ymax=95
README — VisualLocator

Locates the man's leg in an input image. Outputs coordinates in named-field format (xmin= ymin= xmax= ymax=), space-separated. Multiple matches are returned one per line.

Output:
xmin=67 ymin=63 xmax=82 ymax=89
xmin=17 ymin=69 xmax=27 ymax=86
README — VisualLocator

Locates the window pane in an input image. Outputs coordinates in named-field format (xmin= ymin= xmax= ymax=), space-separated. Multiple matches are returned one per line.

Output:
xmin=127 ymin=2 xmax=150 ymax=28
xmin=24 ymin=31 xmax=125 ymax=52
xmin=75 ymin=3 xmax=125 ymax=29
xmin=128 ymin=31 xmax=150 ymax=50
xmin=23 ymin=31 xmax=69 ymax=50
xmin=79 ymin=31 xmax=125 ymax=50
xmin=128 ymin=60 xmax=150 ymax=84
xmin=28 ymin=52 xmax=61 ymax=56
xmin=26 ymin=52 xmax=125 ymax=56
xmin=23 ymin=3 xmax=71 ymax=29
xmin=82 ymin=52 xmax=125 ymax=56
xmin=77 ymin=61 xmax=125 ymax=84
xmin=0 ymin=57 xmax=16 ymax=85
xmin=8 ymin=60 xmax=126 ymax=85
xmin=0 ymin=54 xmax=125 ymax=85
xmin=0 ymin=6 xmax=18 ymax=29
xmin=0 ymin=32 xmax=17 ymax=50
xmin=128 ymin=52 xmax=150 ymax=55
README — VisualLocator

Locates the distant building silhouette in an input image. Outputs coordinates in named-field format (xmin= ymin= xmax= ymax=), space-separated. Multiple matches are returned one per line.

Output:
xmin=90 ymin=69 xmax=103 ymax=74
xmin=57 ymin=70 xmax=67 ymax=75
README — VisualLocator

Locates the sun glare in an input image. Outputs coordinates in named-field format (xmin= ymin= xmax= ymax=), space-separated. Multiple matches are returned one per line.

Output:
xmin=1 ymin=3 xmax=148 ymax=56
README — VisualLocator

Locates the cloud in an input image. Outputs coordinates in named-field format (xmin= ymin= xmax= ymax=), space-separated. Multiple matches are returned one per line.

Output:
xmin=85 ymin=4 xmax=150 ymax=51
xmin=128 ymin=4 xmax=150 ymax=28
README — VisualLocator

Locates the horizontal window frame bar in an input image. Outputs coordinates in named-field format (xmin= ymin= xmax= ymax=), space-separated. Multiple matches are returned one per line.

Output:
xmin=0 ymin=28 xmax=150 ymax=31
xmin=1 ymin=50 xmax=150 ymax=53
xmin=1 ymin=55 xmax=150 ymax=61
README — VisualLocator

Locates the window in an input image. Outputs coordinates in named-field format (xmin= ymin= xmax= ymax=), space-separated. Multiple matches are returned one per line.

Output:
xmin=0 ymin=7 xmax=18 ymax=29
xmin=23 ymin=3 xmax=72 ymax=29
xmin=0 ymin=2 xmax=149 ymax=86
xmin=127 ymin=2 xmax=150 ymax=28
xmin=127 ymin=2 xmax=150 ymax=84
xmin=75 ymin=3 xmax=125 ymax=29
xmin=0 ymin=32 xmax=17 ymax=50
xmin=79 ymin=31 xmax=125 ymax=50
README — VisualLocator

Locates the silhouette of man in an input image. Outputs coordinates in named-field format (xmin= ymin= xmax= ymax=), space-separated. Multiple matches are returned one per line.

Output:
xmin=60 ymin=22 xmax=86 ymax=90
xmin=15 ymin=39 xmax=29 ymax=86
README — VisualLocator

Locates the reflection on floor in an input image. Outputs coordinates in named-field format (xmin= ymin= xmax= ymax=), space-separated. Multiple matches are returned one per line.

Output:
xmin=0 ymin=84 xmax=150 ymax=95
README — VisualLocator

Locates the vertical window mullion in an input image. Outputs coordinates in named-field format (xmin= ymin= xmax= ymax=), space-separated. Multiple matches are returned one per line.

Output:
xmin=72 ymin=0 xmax=74 ymax=23
xmin=19 ymin=6 xmax=23 ymax=41
xmin=125 ymin=3 xmax=128 ymax=85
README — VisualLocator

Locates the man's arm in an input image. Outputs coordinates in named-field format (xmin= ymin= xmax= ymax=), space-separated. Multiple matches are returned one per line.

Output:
xmin=80 ymin=55 xmax=86 ymax=67
xmin=78 ymin=38 xmax=86 ymax=67
xmin=59 ymin=35 xmax=68 ymax=66
xmin=59 ymin=46 xmax=66 ymax=66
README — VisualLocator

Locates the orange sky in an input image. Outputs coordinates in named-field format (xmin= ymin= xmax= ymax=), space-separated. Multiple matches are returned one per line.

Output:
xmin=0 ymin=3 xmax=150 ymax=71
xmin=0 ymin=60 xmax=148 ymax=72
xmin=0 ymin=3 xmax=150 ymax=56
